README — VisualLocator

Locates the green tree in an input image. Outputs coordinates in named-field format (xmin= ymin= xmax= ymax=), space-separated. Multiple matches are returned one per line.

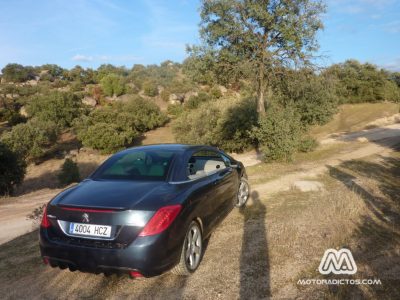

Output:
xmin=324 ymin=60 xmax=400 ymax=103
xmin=26 ymin=91 xmax=83 ymax=129
xmin=193 ymin=0 xmax=325 ymax=116
xmin=100 ymin=74 xmax=126 ymax=97
xmin=1 ymin=118 xmax=57 ymax=161
xmin=1 ymin=63 xmax=36 ymax=82
xmin=0 ymin=142 xmax=26 ymax=195
xmin=273 ymin=69 xmax=338 ymax=126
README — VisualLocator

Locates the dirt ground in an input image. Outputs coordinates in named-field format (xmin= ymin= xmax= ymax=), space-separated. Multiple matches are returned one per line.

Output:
xmin=0 ymin=118 xmax=399 ymax=299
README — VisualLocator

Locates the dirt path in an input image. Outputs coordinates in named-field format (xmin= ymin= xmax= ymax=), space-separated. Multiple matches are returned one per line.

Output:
xmin=0 ymin=189 xmax=60 ymax=245
xmin=246 ymin=123 xmax=400 ymax=199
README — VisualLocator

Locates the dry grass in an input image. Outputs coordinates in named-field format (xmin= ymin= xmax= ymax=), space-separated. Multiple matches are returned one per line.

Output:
xmin=246 ymin=142 xmax=364 ymax=185
xmin=136 ymin=122 xmax=176 ymax=146
xmin=311 ymin=102 xmax=399 ymax=138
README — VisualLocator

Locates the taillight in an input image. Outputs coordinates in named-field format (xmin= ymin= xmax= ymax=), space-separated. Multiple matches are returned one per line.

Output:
xmin=129 ymin=271 xmax=143 ymax=278
xmin=139 ymin=205 xmax=182 ymax=237
xmin=40 ymin=205 xmax=51 ymax=228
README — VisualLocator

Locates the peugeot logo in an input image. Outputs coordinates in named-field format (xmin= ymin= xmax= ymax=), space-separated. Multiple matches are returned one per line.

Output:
xmin=82 ymin=213 xmax=90 ymax=223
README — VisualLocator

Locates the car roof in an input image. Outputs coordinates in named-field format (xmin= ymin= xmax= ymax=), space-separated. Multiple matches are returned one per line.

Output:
xmin=118 ymin=144 xmax=219 ymax=154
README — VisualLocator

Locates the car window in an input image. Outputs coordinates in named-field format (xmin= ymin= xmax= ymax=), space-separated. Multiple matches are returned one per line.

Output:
xmin=187 ymin=150 xmax=226 ymax=180
xmin=92 ymin=150 xmax=175 ymax=181
xmin=221 ymin=154 xmax=232 ymax=167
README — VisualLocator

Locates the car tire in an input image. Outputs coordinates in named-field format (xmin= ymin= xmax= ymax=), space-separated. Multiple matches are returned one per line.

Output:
xmin=171 ymin=221 xmax=203 ymax=276
xmin=235 ymin=177 xmax=250 ymax=208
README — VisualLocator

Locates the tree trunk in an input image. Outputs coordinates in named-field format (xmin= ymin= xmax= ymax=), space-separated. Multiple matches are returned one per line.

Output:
xmin=257 ymin=85 xmax=266 ymax=117
xmin=257 ymin=62 xmax=266 ymax=117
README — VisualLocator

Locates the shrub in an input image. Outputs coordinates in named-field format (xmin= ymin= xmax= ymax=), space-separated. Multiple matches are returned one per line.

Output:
xmin=251 ymin=105 xmax=305 ymax=162
xmin=76 ymin=121 xmax=137 ymax=154
xmin=185 ymin=92 xmax=210 ymax=109
xmin=323 ymin=60 xmax=400 ymax=103
xmin=1 ymin=118 xmax=58 ymax=161
xmin=209 ymin=86 xmax=222 ymax=99
xmin=173 ymin=105 xmax=221 ymax=146
xmin=167 ymin=79 xmax=194 ymax=94
xmin=216 ymin=97 xmax=258 ymax=152
xmin=70 ymin=81 xmax=84 ymax=92
xmin=143 ymin=80 xmax=159 ymax=97
xmin=274 ymin=70 xmax=338 ymax=126
xmin=173 ymin=97 xmax=258 ymax=152
xmin=74 ymin=96 xmax=167 ymax=153
xmin=0 ymin=109 xmax=26 ymax=126
xmin=0 ymin=142 xmax=26 ymax=195
xmin=160 ymin=89 xmax=171 ymax=102
xmin=298 ymin=136 xmax=318 ymax=153
xmin=58 ymin=158 xmax=80 ymax=186
xmin=100 ymin=74 xmax=126 ymax=97
xmin=26 ymin=91 xmax=83 ymax=129
xmin=167 ymin=104 xmax=184 ymax=117
xmin=117 ymin=96 xmax=168 ymax=131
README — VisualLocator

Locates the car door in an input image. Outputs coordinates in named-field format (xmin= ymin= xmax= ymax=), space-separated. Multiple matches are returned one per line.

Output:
xmin=212 ymin=152 xmax=238 ymax=219
xmin=203 ymin=150 xmax=237 ymax=226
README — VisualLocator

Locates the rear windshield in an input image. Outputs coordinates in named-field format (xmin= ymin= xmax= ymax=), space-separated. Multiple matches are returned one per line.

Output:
xmin=91 ymin=150 xmax=175 ymax=181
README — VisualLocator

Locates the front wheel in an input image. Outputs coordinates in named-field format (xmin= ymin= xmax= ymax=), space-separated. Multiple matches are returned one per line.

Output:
xmin=171 ymin=221 xmax=203 ymax=276
xmin=235 ymin=177 xmax=250 ymax=208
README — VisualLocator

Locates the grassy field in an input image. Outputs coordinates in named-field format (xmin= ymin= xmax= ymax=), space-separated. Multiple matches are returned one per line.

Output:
xmin=311 ymin=102 xmax=399 ymax=138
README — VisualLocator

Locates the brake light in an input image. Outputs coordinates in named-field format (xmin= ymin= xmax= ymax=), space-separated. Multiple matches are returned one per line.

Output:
xmin=129 ymin=271 xmax=143 ymax=278
xmin=40 ymin=205 xmax=51 ymax=228
xmin=139 ymin=205 xmax=182 ymax=236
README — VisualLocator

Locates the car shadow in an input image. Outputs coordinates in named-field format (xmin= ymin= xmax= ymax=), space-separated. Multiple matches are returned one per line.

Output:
xmin=239 ymin=190 xmax=271 ymax=298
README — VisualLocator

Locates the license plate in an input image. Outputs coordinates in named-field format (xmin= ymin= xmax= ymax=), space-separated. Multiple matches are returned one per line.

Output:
xmin=69 ymin=223 xmax=112 ymax=238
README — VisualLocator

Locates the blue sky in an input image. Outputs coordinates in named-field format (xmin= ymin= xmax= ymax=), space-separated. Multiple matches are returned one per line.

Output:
xmin=0 ymin=0 xmax=399 ymax=71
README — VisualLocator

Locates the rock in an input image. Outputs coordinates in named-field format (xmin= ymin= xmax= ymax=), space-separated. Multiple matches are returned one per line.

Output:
xmin=26 ymin=80 xmax=38 ymax=86
xmin=293 ymin=180 xmax=324 ymax=192
xmin=115 ymin=94 xmax=132 ymax=103
xmin=69 ymin=149 xmax=79 ymax=157
xmin=169 ymin=93 xmax=185 ymax=104
xmin=39 ymin=70 xmax=49 ymax=76
xmin=105 ymin=96 xmax=118 ymax=102
xmin=356 ymin=137 xmax=369 ymax=143
xmin=82 ymin=96 xmax=97 ymax=107
xmin=157 ymin=85 xmax=164 ymax=94
xmin=185 ymin=91 xmax=198 ymax=100
xmin=6 ymin=93 xmax=18 ymax=99
xmin=19 ymin=106 xmax=28 ymax=117
xmin=218 ymin=85 xmax=228 ymax=94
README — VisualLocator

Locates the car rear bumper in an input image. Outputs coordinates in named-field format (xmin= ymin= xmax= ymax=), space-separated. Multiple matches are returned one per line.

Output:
xmin=39 ymin=228 xmax=182 ymax=277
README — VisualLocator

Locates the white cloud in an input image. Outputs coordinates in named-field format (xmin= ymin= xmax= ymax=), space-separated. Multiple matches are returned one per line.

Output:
xmin=380 ymin=58 xmax=400 ymax=71
xmin=327 ymin=0 xmax=395 ymax=14
xmin=383 ymin=21 xmax=400 ymax=34
xmin=71 ymin=54 xmax=93 ymax=62
xmin=98 ymin=55 xmax=143 ymax=62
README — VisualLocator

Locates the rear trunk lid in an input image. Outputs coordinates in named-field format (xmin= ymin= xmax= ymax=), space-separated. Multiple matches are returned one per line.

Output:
xmin=46 ymin=179 xmax=173 ymax=246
